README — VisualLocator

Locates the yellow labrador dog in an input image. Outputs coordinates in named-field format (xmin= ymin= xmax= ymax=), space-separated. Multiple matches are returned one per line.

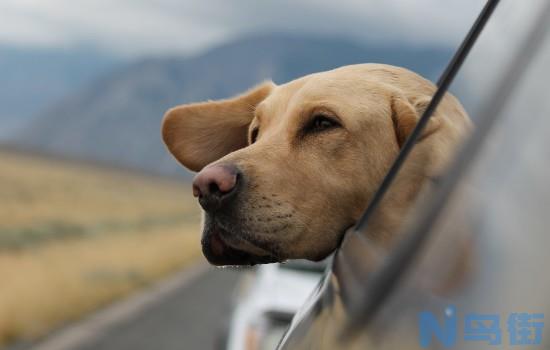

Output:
xmin=162 ymin=64 xmax=471 ymax=266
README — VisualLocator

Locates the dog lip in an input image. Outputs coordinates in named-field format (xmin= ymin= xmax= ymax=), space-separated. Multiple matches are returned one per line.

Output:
xmin=202 ymin=224 xmax=279 ymax=266
xmin=217 ymin=223 xmax=277 ymax=257
xmin=208 ymin=231 xmax=226 ymax=257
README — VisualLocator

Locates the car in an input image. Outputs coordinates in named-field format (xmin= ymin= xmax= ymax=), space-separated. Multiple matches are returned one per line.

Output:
xmin=225 ymin=260 xmax=327 ymax=350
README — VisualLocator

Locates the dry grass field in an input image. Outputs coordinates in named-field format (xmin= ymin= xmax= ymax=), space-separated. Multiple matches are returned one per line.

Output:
xmin=0 ymin=150 xmax=202 ymax=346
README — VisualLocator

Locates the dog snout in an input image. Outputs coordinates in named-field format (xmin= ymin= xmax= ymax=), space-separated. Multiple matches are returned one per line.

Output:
xmin=192 ymin=164 xmax=240 ymax=212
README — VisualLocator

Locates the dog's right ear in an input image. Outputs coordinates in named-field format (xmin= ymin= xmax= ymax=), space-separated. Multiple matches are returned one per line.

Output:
xmin=162 ymin=81 xmax=275 ymax=172
xmin=391 ymin=94 xmax=441 ymax=148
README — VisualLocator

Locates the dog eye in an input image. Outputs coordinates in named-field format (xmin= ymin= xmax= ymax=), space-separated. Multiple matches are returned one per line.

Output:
xmin=307 ymin=114 xmax=341 ymax=133
xmin=250 ymin=128 xmax=259 ymax=144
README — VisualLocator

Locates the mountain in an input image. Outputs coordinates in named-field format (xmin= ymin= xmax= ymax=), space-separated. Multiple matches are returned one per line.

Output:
xmin=0 ymin=46 xmax=121 ymax=137
xmin=15 ymin=34 xmax=453 ymax=176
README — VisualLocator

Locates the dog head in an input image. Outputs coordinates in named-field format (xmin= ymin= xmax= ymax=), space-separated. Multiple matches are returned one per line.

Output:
xmin=162 ymin=64 xmax=470 ymax=266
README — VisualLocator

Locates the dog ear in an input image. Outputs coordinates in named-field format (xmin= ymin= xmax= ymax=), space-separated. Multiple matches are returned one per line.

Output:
xmin=391 ymin=95 xmax=441 ymax=147
xmin=162 ymin=81 xmax=275 ymax=172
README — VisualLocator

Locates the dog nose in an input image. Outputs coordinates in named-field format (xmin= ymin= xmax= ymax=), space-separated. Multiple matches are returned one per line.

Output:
xmin=192 ymin=164 xmax=240 ymax=212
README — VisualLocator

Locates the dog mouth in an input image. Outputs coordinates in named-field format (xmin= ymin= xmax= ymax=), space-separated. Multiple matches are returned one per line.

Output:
xmin=201 ymin=222 xmax=280 ymax=266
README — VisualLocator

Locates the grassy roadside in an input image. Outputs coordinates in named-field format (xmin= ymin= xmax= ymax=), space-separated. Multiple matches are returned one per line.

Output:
xmin=0 ymin=225 xmax=201 ymax=345
xmin=0 ymin=150 xmax=202 ymax=346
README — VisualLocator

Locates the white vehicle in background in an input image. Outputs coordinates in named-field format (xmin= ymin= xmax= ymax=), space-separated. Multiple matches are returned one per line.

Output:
xmin=225 ymin=260 xmax=326 ymax=350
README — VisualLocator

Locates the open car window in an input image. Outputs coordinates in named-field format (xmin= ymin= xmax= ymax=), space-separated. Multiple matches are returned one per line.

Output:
xmin=279 ymin=0 xmax=550 ymax=349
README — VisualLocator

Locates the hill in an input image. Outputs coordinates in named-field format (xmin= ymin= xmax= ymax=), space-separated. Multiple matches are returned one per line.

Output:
xmin=0 ymin=46 xmax=120 ymax=137
xmin=15 ymin=34 xmax=452 ymax=176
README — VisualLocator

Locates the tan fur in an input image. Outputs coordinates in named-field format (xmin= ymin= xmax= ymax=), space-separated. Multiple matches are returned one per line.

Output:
xmin=162 ymin=64 xmax=471 ymax=262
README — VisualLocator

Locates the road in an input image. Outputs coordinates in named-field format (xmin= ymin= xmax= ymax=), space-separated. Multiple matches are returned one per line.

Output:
xmin=31 ymin=265 xmax=243 ymax=350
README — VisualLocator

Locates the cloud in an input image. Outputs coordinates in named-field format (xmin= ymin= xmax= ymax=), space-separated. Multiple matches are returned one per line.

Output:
xmin=0 ymin=0 xmax=484 ymax=56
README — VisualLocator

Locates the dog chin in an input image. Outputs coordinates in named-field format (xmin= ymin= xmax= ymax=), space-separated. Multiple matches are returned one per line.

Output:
xmin=201 ymin=224 xmax=280 ymax=266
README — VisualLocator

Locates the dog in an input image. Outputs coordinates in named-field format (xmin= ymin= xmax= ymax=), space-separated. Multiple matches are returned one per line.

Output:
xmin=162 ymin=64 xmax=471 ymax=266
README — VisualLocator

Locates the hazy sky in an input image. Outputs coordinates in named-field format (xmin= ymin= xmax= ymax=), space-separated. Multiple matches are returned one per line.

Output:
xmin=0 ymin=0 xmax=484 ymax=56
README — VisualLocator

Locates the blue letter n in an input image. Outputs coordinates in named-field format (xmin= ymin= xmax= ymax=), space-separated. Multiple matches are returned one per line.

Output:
xmin=419 ymin=305 xmax=457 ymax=348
